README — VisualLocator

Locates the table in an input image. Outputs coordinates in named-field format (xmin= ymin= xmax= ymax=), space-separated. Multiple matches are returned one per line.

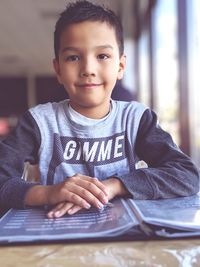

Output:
xmin=0 ymin=239 xmax=200 ymax=267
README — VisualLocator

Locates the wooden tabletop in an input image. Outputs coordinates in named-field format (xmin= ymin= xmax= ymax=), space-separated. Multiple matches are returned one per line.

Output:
xmin=0 ymin=239 xmax=200 ymax=267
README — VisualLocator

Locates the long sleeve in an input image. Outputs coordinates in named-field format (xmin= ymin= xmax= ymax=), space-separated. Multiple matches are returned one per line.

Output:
xmin=0 ymin=111 xmax=41 ymax=210
xmin=118 ymin=109 xmax=200 ymax=199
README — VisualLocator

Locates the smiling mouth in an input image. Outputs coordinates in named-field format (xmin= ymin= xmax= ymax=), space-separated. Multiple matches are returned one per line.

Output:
xmin=76 ymin=83 xmax=103 ymax=88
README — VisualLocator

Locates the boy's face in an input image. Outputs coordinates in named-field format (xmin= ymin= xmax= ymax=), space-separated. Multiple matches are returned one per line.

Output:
xmin=53 ymin=21 xmax=126 ymax=118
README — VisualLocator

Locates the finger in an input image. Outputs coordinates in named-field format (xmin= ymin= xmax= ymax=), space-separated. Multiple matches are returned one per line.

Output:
xmin=63 ymin=191 xmax=92 ymax=210
xmin=75 ymin=174 xmax=108 ymax=196
xmin=70 ymin=175 xmax=108 ymax=205
xmin=67 ymin=184 xmax=105 ymax=209
xmin=90 ymin=177 xmax=108 ymax=196
xmin=69 ymin=173 xmax=108 ymax=204
xmin=47 ymin=202 xmax=74 ymax=218
xmin=52 ymin=203 xmax=82 ymax=217
xmin=49 ymin=180 xmax=92 ymax=210
xmin=68 ymin=205 xmax=82 ymax=215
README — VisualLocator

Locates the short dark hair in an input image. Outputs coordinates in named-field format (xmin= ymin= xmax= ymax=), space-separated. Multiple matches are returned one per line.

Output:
xmin=54 ymin=0 xmax=124 ymax=59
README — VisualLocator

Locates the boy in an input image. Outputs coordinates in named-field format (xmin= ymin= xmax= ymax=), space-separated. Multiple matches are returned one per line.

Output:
xmin=0 ymin=0 xmax=199 ymax=218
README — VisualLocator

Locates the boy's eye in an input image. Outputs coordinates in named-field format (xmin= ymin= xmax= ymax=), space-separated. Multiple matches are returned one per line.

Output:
xmin=65 ymin=55 xmax=80 ymax=61
xmin=97 ymin=54 xmax=109 ymax=60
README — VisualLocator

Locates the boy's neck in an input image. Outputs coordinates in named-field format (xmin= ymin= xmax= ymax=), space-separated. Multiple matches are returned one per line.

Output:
xmin=69 ymin=100 xmax=111 ymax=119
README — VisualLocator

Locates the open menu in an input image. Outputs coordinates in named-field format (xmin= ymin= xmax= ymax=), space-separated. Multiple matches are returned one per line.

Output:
xmin=1 ymin=194 xmax=200 ymax=244
xmin=0 ymin=198 xmax=141 ymax=244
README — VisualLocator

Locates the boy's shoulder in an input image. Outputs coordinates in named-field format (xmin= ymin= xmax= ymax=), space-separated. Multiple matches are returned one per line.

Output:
xmin=114 ymin=100 xmax=148 ymax=113
xmin=29 ymin=100 xmax=68 ymax=115
xmin=112 ymin=100 xmax=148 ymax=125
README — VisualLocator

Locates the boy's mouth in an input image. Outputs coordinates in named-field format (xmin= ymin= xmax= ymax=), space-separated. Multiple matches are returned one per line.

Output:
xmin=76 ymin=83 xmax=103 ymax=88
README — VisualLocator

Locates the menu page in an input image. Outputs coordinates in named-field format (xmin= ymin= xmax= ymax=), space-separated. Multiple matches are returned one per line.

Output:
xmin=131 ymin=194 xmax=200 ymax=231
xmin=0 ymin=198 xmax=139 ymax=243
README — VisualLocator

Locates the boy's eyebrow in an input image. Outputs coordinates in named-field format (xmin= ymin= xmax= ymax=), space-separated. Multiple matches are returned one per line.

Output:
xmin=95 ymin=45 xmax=114 ymax=50
xmin=61 ymin=45 xmax=114 ymax=54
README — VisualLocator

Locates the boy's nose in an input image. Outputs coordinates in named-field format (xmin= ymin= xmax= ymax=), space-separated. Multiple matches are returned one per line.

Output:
xmin=80 ymin=69 xmax=95 ymax=77
xmin=80 ymin=72 xmax=92 ymax=77
xmin=80 ymin=59 xmax=96 ymax=77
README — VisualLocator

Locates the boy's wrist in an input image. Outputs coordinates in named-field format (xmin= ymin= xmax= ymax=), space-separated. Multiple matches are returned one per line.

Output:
xmin=112 ymin=177 xmax=128 ymax=197
xmin=103 ymin=177 xmax=128 ymax=199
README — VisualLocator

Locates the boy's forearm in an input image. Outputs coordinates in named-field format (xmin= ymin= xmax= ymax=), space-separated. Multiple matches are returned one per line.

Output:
xmin=24 ymin=185 xmax=49 ymax=207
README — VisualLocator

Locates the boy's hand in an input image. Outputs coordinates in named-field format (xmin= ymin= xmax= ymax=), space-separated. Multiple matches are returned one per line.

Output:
xmin=25 ymin=173 xmax=108 ymax=210
xmin=47 ymin=177 xmax=128 ymax=218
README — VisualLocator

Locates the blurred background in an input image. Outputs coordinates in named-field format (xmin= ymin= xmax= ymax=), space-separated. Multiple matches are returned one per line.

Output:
xmin=0 ymin=0 xmax=199 ymax=167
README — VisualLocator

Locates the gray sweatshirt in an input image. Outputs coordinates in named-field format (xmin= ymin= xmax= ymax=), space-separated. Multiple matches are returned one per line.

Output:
xmin=0 ymin=100 xmax=199 ymax=210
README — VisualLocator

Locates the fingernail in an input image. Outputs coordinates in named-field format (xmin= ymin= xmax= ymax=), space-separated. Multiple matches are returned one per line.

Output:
xmin=103 ymin=196 xmax=108 ymax=204
xmin=68 ymin=209 xmax=74 ymax=215
xmin=85 ymin=203 xmax=91 ymax=209
xmin=55 ymin=211 xmax=61 ymax=217
xmin=98 ymin=203 xmax=104 ymax=209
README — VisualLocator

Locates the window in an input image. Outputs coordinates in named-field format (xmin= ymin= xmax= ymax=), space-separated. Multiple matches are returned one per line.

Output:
xmin=187 ymin=0 xmax=200 ymax=165
xmin=138 ymin=32 xmax=151 ymax=106
xmin=152 ymin=0 xmax=180 ymax=144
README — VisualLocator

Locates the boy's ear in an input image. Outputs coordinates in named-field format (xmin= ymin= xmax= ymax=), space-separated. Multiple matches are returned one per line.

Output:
xmin=53 ymin=59 xmax=63 ymax=84
xmin=117 ymin=55 xmax=126 ymax=80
